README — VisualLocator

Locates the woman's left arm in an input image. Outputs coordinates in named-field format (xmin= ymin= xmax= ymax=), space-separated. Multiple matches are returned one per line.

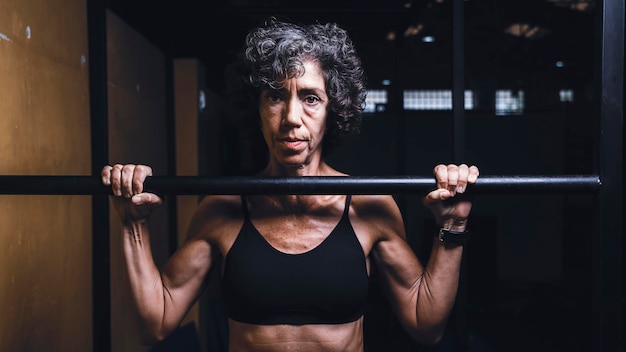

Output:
xmin=364 ymin=164 xmax=479 ymax=345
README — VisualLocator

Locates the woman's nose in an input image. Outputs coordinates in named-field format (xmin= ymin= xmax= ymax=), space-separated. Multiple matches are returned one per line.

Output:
xmin=282 ymin=97 xmax=303 ymax=127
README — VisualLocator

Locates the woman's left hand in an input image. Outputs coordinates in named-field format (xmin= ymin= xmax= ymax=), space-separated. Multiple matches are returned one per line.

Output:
xmin=422 ymin=164 xmax=480 ymax=231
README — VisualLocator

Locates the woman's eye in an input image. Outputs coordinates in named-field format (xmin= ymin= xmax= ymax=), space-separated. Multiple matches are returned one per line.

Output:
xmin=266 ymin=93 xmax=282 ymax=103
xmin=304 ymin=96 xmax=320 ymax=104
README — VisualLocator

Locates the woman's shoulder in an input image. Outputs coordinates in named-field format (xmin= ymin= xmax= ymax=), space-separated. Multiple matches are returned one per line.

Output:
xmin=196 ymin=195 xmax=243 ymax=218
xmin=328 ymin=168 xmax=402 ymax=224
xmin=186 ymin=195 xmax=245 ymax=242
xmin=347 ymin=194 xmax=407 ymax=247
xmin=350 ymin=194 xmax=401 ymax=218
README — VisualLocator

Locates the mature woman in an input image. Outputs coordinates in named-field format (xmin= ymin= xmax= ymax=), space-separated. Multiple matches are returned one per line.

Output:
xmin=102 ymin=17 xmax=479 ymax=351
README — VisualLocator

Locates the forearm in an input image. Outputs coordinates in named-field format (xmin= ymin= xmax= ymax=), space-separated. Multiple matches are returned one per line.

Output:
xmin=121 ymin=219 xmax=172 ymax=343
xmin=413 ymin=233 xmax=464 ymax=344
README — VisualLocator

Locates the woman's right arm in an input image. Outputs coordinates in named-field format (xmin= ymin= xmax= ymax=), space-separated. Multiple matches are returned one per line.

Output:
xmin=102 ymin=164 xmax=216 ymax=344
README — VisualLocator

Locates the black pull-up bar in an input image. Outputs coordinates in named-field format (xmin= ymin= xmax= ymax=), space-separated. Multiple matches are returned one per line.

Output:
xmin=0 ymin=175 xmax=601 ymax=195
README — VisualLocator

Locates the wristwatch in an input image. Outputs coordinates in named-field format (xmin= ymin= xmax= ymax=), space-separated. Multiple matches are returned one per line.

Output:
xmin=438 ymin=228 xmax=470 ymax=247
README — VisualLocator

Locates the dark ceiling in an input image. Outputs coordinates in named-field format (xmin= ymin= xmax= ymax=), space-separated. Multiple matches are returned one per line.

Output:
xmin=106 ymin=0 xmax=596 ymax=92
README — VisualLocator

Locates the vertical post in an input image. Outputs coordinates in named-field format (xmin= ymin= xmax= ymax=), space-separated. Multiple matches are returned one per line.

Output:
xmin=165 ymin=54 xmax=179 ymax=256
xmin=452 ymin=0 xmax=467 ymax=351
xmin=452 ymin=0 xmax=466 ymax=162
xmin=593 ymin=0 xmax=624 ymax=350
xmin=87 ymin=0 xmax=110 ymax=351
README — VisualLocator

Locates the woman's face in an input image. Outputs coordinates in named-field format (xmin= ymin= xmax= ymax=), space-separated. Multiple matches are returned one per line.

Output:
xmin=258 ymin=60 xmax=329 ymax=172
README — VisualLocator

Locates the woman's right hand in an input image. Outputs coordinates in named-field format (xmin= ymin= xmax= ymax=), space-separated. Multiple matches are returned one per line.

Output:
xmin=101 ymin=164 xmax=163 ymax=223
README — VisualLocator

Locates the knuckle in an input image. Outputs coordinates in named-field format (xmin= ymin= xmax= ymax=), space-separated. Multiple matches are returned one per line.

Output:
xmin=137 ymin=165 xmax=152 ymax=175
xmin=132 ymin=179 xmax=144 ymax=190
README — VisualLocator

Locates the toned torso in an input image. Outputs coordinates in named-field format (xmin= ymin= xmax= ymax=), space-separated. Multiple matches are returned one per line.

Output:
xmin=228 ymin=318 xmax=365 ymax=352
xmin=199 ymin=193 xmax=388 ymax=352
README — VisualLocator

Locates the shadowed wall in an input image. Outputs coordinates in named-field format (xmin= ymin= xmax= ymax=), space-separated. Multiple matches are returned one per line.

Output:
xmin=106 ymin=10 xmax=171 ymax=352
xmin=0 ymin=0 xmax=92 ymax=350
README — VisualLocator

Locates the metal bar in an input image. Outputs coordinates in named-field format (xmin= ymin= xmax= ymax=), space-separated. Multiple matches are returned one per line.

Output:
xmin=86 ymin=0 xmax=110 ymax=350
xmin=452 ymin=0 xmax=465 ymax=163
xmin=593 ymin=0 xmax=624 ymax=350
xmin=0 ymin=175 xmax=601 ymax=195
xmin=452 ymin=1 xmax=468 ymax=349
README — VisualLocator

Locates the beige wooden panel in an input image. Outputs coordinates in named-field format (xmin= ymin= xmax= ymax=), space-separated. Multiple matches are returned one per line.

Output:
xmin=173 ymin=59 xmax=199 ymax=262
xmin=106 ymin=9 xmax=171 ymax=352
xmin=0 ymin=0 xmax=92 ymax=351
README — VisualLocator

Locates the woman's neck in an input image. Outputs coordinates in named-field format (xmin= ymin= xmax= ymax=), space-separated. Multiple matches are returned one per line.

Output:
xmin=261 ymin=158 xmax=330 ymax=177
xmin=256 ymin=158 xmax=343 ymax=209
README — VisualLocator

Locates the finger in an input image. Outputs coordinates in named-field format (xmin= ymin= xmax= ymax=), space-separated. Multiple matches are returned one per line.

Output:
xmin=131 ymin=192 xmax=162 ymax=206
xmin=423 ymin=188 xmax=452 ymax=206
xmin=457 ymin=164 xmax=469 ymax=193
xmin=433 ymin=164 xmax=448 ymax=190
xmin=468 ymin=165 xmax=480 ymax=183
xmin=110 ymin=164 xmax=124 ymax=196
xmin=131 ymin=165 xmax=152 ymax=195
xmin=121 ymin=164 xmax=136 ymax=198
xmin=101 ymin=165 xmax=113 ymax=186
xmin=446 ymin=164 xmax=459 ymax=195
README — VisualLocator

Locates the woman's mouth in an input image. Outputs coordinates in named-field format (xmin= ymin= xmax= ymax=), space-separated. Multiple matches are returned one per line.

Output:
xmin=278 ymin=138 xmax=306 ymax=150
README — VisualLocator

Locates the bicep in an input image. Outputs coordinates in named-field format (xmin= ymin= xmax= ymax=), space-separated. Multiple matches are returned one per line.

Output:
xmin=162 ymin=236 xmax=214 ymax=287
xmin=369 ymin=234 xmax=426 ymax=335
xmin=356 ymin=196 xmax=424 ymax=328
xmin=371 ymin=234 xmax=423 ymax=312
xmin=159 ymin=195 xmax=240 ymax=307
xmin=160 ymin=236 xmax=215 ymax=309
xmin=159 ymin=200 xmax=224 ymax=313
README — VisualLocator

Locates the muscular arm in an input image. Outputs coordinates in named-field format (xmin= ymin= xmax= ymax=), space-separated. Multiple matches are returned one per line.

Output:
xmin=371 ymin=219 xmax=462 ymax=344
xmin=121 ymin=193 xmax=246 ymax=344
xmin=362 ymin=164 xmax=477 ymax=345
xmin=354 ymin=195 xmax=464 ymax=346
xmin=103 ymin=164 xmax=233 ymax=344
xmin=120 ymin=201 xmax=216 ymax=344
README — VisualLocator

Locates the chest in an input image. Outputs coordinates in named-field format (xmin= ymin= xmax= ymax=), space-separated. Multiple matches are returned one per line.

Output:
xmin=251 ymin=214 xmax=342 ymax=254
xmin=221 ymin=209 xmax=370 ymax=325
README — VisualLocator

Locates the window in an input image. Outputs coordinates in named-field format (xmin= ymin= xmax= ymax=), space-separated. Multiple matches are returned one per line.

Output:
xmin=559 ymin=89 xmax=574 ymax=102
xmin=495 ymin=90 xmax=525 ymax=115
xmin=403 ymin=90 xmax=474 ymax=110
xmin=364 ymin=89 xmax=388 ymax=113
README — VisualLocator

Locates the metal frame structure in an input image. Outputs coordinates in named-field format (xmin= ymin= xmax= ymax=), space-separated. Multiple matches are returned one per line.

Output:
xmin=86 ymin=1 xmax=110 ymax=351
xmin=593 ymin=1 xmax=623 ymax=350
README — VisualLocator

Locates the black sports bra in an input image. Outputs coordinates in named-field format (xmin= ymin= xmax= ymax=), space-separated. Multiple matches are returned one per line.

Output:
xmin=221 ymin=195 xmax=369 ymax=325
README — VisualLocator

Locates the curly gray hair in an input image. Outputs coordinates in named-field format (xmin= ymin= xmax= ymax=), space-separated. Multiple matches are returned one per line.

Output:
xmin=225 ymin=17 xmax=367 ymax=155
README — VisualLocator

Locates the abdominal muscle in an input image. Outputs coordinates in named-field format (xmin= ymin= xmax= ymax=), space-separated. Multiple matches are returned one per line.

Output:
xmin=227 ymin=317 xmax=364 ymax=352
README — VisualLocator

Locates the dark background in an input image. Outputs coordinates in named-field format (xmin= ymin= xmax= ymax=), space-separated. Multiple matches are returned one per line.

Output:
xmin=104 ymin=1 xmax=612 ymax=351
xmin=106 ymin=0 xmax=596 ymax=95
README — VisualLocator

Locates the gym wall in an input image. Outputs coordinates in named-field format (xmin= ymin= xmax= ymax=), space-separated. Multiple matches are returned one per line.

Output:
xmin=106 ymin=9 xmax=171 ymax=352
xmin=0 ymin=0 xmax=93 ymax=351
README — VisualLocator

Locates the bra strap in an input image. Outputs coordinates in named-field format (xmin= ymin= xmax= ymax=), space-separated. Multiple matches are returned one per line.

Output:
xmin=343 ymin=195 xmax=352 ymax=217
xmin=240 ymin=195 xmax=250 ymax=220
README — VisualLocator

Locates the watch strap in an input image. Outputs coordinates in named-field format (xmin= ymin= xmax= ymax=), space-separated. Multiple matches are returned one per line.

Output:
xmin=438 ymin=228 xmax=470 ymax=246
